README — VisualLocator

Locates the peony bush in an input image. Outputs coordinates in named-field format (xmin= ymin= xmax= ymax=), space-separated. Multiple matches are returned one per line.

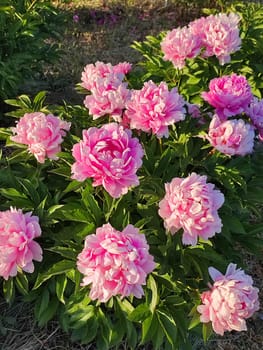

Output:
xmin=0 ymin=3 xmax=262 ymax=349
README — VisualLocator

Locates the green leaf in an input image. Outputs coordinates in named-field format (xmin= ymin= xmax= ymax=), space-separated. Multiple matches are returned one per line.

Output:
xmin=157 ymin=310 xmax=177 ymax=347
xmin=3 ymin=278 xmax=15 ymax=304
xmin=188 ymin=310 xmax=201 ymax=330
xmin=18 ymin=178 xmax=40 ymax=205
xmin=47 ymin=246 xmax=78 ymax=260
xmin=147 ymin=274 xmax=158 ymax=313
xmin=37 ymin=289 xmax=50 ymax=319
xmin=14 ymin=273 xmax=28 ymax=295
xmin=82 ymin=185 xmax=102 ymax=225
xmin=49 ymin=203 xmax=93 ymax=223
xmin=38 ymin=298 xmax=59 ymax=327
xmin=33 ymin=260 xmax=75 ymax=289
xmin=223 ymin=215 xmax=246 ymax=234
xmin=56 ymin=275 xmax=68 ymax=304
xmin=202 ymin=322 xmax=213 ymax=343
xmin=128 ymin=303 xmax=152 ymax=322
xmin=141 ymin=314 xmax=158 ymax=344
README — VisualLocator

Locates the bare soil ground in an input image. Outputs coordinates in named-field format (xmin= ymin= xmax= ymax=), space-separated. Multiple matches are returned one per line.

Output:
xmin=0 ymin=1 xmax=262 ymax=349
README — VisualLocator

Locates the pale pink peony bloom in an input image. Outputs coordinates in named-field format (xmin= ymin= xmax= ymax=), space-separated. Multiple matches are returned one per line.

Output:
xmin=125 ymin=80 xmax=186 ymax=137
xmin=246 ymin=97 xmax=263 ymax=141
xmin=190 ymin=13 xmax=241 ymax=65
xmin=208 ymin=115 xmax=255 ymax=156
xmin=202 ymin=74 xmax=253 ymax=119
xmin=81 ymin=61 xmax=131 ymax=91
xmin=161 ymin=26 xmax=202 ymax=69
xmin=84 ymin=77 xmax=131 ymax=122
xmin=197 ymin=263 xmax=259 ymax=335
xmin=11 ymin=112 xmax=71 ymax=163
xmin=71 ymin=123 xmax=144 ymax=198
xmin=0 ymin=208 xmax=42 ymax=280
xmin=113 ymin=62 xmax=132 ymax=75
xmin=158 ymin=173 xmax=224 ymax=245
xmin=77 ymin=223 xmax=155 ymax=302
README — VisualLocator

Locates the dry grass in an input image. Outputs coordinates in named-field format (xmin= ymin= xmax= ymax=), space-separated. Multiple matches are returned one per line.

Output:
xmin=42 ymin=0 xmax=217 ymax=103
xmin=1 ymin=1 xmax=262 ymax=349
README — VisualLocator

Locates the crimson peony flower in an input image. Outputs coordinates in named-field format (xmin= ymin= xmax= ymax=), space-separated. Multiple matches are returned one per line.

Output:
xmin=197 ymin=263 xmax=259 ymax=335
xmin=161 ymin=26 xmax=201 ymax=69
xmin=208 ymin=115 xmax=255 ymax=156
xmin=158 ymin=173 xmax=224 ymax=245
xmin=77 ymin=223 xmax=155 ymax=302
xmin=202 ymin=74 xmax=253 ymax=119
xmin=0 ymin=208 xmax=42 ymax=280
xmin=125 ymin=80 xmax=186 ymax=137
xmin=11 ymin=112 xmax=71 ymax=163
xmin=71 ymin=123 xmax=144 ymax=198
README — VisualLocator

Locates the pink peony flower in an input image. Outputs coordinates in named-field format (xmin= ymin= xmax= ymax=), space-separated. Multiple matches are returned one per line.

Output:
xmin=125 ymin=80 xmax=186 ymax=137
xmin=81 ymin=61 xmax=131 ymax=91
xmin=208 ymin=115 xmax=255 ymax=156
xmin=0 ymin=208 xmax=42 ymax=280
xmin=113 ymin=62 xmax=132 ymax=75
xmin=71 ymin=123 xmax=144 ymax=198
xmin=246 ymin=97 xmax=263 ymax=141
xmin=190 ymin=13 xmax=241 ymax=65
xmin=161 ymin=26 xmax=201 ymax=69
xmin=202 ymin=74 xmax=253 ymax=119
xmin=77 ymin=223 xmax=155 ymax=302
xmin=11 ymin=112 xmax=71 ymax=163
xmin=84 ymin=77 xmax=131 ymax=122
xmin=197 ymin=263 xmax=259 ymax=335
xmin=158 ymin=173 xmax=224 ymax=245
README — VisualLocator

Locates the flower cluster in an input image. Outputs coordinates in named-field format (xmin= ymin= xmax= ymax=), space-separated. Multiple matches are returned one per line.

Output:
xmin=201 ymin=74 xmax=260 ymax=156
xmin=71 ymin=123 xmax=144 ymax=198
xmin=161 ymin=12 xmax=241 ymax=69
xmin=0 ymin=208 xmax=42 ymax=280
xmin=198 ymin=263 xmax=259 ymax=335
xmin=77 ymin=223 xmax=155 ymax=302
xmin=11 ymin=112 xmax=71 ymax=163
xmin=158 ymin=173 xmax=224 ymax=246
xmin=81 ymin=61 xmax=132 ymax=121
xmin=125 ymin=80 xmax=186 ymax=137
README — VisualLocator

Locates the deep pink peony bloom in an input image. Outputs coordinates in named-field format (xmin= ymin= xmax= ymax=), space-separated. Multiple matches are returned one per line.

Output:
xmin=71 ymin=123 xmax=144 ymax=198
xmin=158 ymin=173 xmax=224 ymax=245
xmin=0 ymin=208 xmax=42 ymax=280
xmin=125 ymin=80 xmax=186 ymax=137
xmin=246 ymin=97 xmax=263 ymax=141
xmin=202 ymin=74 xmax=253 ymax=119
xmin=161 ymin=26 xmax=201 ymax=69
xmin=81 ymin=61 xmax=131 ymax=91
xmin=197 ymin=263 xmax=259 ymax=335
xmin=77 ymin=223 xmax=155 ymax=302
xmin=11 ymin=112 xmax=71 ymax=163
xmin=190 ymin=13 xmax=241 ymax=65
xmin=84 ymin=77 xmax=131 ymax=122
xmin=208 ymin=115 xmax=255 ymax=156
